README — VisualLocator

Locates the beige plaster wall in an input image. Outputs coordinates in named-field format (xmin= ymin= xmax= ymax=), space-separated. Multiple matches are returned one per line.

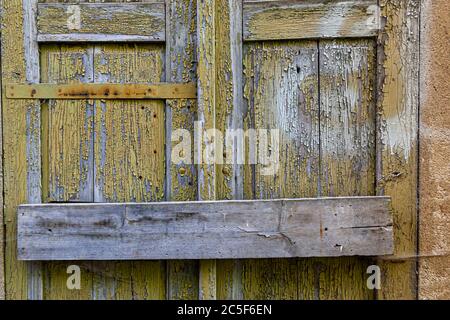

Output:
xmin=419 ymin=0 xmax=450 ymax=300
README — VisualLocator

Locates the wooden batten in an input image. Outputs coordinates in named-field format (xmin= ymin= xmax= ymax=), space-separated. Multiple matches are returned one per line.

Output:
xmin=243 ymin=0 xmax=379 ymax=41
xmin=18 ymin=197 xmax=394 ymax=261
xmin=7 ymin=83 xmax=197 ymax=100
xmin=37 ymin=2 xmax=166 ymax=42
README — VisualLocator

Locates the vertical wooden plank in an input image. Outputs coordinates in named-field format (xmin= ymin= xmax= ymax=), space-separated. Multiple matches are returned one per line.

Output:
xmin=245 ymin=42 xmax=320 ymax=200
xmin=320 ymin=40 xmax=377 ymax=197
xmin=197 ymin=0 xmax=217 ymax=300
xmin=377 ymin=0 xmax=420 ymax=300
xmin=165 ymin=0 xmax=199 ymax=300
xmin=215 ymin=0 xmax=243 ymax=201
xmin=242 ymin=41 xmax=320 ymax=299
xmin=215 ymin=0 xmax=244 ymax=300
xmin=24 ymin=0 xmax=40 ymax=203
xmin=2 ymin=0 xmax=32 ymax=299
xmin=42 ymin=45 xmax=94 ymax=203
xmin=23 ymin=0 xmax=44 ymax=300
xmin=40 ymin=44 xmax=95 ymax=300
xmin=94 ymin=45 xmax=165 ymax=203
xmin=0 ymin=0 xmax=4 ymax=300
xmin=93 ymin=44 xmax=166 ymax=300
xmin=318 ymin=39 xmax=377 ymax=300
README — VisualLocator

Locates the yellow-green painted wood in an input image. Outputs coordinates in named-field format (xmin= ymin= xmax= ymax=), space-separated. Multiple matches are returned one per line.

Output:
xmin=242 ymin=40 xmax=320 ymax=299
xmin=2 ymin=0 xmax=29 ymax=300
xmin=165 ymin=0 xmax=199 ymax=301
xmin=377 ymin=0 xmax=420 ymax=300
xmin=317 ymin=39 xmax=377 ymax=300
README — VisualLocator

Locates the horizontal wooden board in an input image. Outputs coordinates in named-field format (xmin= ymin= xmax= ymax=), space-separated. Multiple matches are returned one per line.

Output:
xmin=243 ymin=0 xmax=379 ymax=41
xmin=37 ymin=3 xmax=165 ymax=42
xmin=7 ymin=83 xmax=196 ymax=100
xmin=18 ymin=197 xmax=394 ymax=261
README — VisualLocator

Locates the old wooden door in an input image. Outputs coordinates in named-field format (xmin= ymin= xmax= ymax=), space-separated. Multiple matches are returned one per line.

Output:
xmin=2 ymin=0 xmax=419 ymax=300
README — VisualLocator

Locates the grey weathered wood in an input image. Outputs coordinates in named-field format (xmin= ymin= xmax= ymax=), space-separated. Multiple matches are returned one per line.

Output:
xmin=18 ymin=197 xmax=393 ymax=261
xmin=165 ymin=0 xmax=200 ymax=300
xmin=23 ymin=0 xmax=43 ymax=301
xmin=23 ymin=0 xmax=41 ymax=205
xmin=37 ymin=3 xmax=166 ymax=42
xmin=215 ymin=0 xmax=245 ymax=300
xmin=243 ymin=0 xmax=379 ymax=41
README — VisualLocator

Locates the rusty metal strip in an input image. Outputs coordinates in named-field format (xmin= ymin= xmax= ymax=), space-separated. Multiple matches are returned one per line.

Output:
xmin=6 ymin=83 xmax=197 ymax=100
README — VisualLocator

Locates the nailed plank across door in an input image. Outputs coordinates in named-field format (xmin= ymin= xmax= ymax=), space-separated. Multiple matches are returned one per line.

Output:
xmin=18 ymin=197 xmax=393 ymax=261
xmin=37 ymin=2 xmax=166 ymax=42
xmin=243 ymin=0 xmax=379 ymax=41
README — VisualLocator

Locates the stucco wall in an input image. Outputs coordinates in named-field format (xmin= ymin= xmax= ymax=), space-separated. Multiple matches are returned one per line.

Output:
xmin=419 ymin=0 xmax=450 ymax=300
xmin=0 ymin=0 xmax=4 ymax=300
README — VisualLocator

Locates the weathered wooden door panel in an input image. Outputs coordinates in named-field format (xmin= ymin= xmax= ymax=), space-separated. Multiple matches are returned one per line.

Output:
xmin=16 ymin=0 xmax=197 ymax=300
xmin=41 ymin=44 xmax=94 ymax=203
xmin=40 ymin=43 xmax=168 ymax=299
xmin=243 ymin=40 xmax=320 ymax=199
xmin=93 ymin=44 xmax=166 ymax=203
xmin=233 ymin=38 xmax=377 ymax=299
xmin=320 ymin=39 xmax=376 ymax=197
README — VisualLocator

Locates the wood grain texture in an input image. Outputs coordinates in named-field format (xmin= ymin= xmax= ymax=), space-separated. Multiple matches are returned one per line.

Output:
xmin=0 ymin=0 xmax=4 ymax=300
xmin=40 ymin=44 xmax=97 ymax=300
xmin=242 ymin=40 xmax=319 ymax=299
xmin=7 ymin=83 xmax=197 ymax=99
xmin=23 ymin=0 xmax=44 ymax=300
xmin=243 ymin=0 xmax=379 ymax=41
xmin=92 ymin=44 xmax=166 ymax=300
xmin=18 ymin=197 xmax=393 ymax=261
xmin=320 ymin=40 xmax=376 ymax=197
xmin=197 ymin=0 xmax=217 ymax=300
xmin=318 ymin=39 xmax=377 ymax=300
xmin=377 ymin=0 xmax=420 ymax=300
xmin=41 ymin=44 xmax=94 ymax=203
xmin=165 ymin=0 xmax=199 ymax=300
xmin=2 ymin=0 xmax=421 ymax=301
xmin=215 ymin=0 xmax=244 ymax=300
xmin=2 ymin=0 xmax=35 ymax=299
xmin=244 ymin=41 xmax=320 ymax=200
xmin=37 ymin=2 xmax=165 ymax=42
xmin=93 ymin=44 xmax=165 ymax=206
